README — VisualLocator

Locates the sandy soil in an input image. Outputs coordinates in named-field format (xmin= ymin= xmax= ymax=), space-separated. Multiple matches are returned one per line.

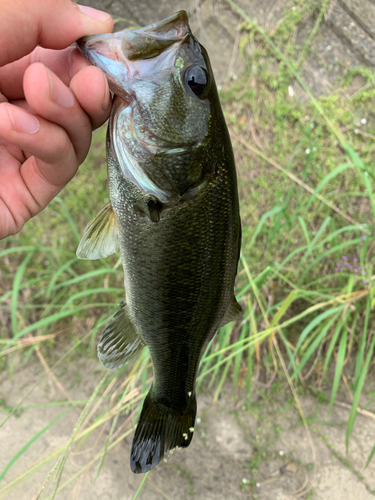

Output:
xmin=1 ymin=360 xmax=375 ymax=499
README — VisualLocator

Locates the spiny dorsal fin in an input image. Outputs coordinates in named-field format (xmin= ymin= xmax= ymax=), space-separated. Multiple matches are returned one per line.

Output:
xmin=98 ymin=300 xmax=145 ymax=369
xmin=76 ymin=202 xmax=118 ymax=260
xmin=219 ymin=295 xmax=242 ymax=327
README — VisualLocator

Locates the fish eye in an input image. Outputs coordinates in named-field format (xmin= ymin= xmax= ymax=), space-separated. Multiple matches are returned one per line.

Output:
xmin=185 ymin=66 xmax=209 ymax=97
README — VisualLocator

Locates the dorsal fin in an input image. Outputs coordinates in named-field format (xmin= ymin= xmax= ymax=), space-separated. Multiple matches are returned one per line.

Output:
xmin=76 ymin=202 xmax=118 ymax=260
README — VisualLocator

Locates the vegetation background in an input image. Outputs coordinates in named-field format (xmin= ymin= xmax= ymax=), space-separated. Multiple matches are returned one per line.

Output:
xmin=1 ymin=0 xmax=375 ymax=498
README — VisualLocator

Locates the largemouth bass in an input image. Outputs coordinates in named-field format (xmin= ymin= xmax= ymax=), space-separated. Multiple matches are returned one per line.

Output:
xmin=76 ymin=10 xmax=241 ymax=474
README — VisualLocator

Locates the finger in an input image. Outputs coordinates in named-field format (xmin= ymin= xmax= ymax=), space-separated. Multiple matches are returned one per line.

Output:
xmin=0 ymin=134 xmax=26 ymax=163
xmin=23 ymin=62 xmax=93 ymax=163
xmin=0 ymin=147 xmax=39 ymax=237
xmin=0 ymin=103 xmax=78 ymax=194
xmin=0 ymin=0 xmax=113 ymax=67
xmin=0 ymin=47 xmax=89 ymax=101
xmin=70 ymin=65 xmax=112 ymax=130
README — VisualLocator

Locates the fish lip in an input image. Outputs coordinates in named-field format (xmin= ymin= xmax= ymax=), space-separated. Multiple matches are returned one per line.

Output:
xmin=123 ymin=10 xmax=190 ymax=41
xmin=75 ymin=12 xmax=191 ymax=102
xmin=75 ymin=13 xmax=196 ymax=113
xmin=78 ymin=11 xmax=206 ymax=168
xmin=76 ymin=33 xmax=134 ymax=103
xmin=76 ymin=9 xmax=190 ymax=64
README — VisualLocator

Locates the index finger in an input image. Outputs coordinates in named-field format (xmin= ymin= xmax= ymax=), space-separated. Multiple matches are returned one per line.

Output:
xmin=0 ymin=0 xmax=113 ymax=67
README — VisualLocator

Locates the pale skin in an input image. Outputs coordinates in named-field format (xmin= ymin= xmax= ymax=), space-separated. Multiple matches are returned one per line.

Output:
xmin=0 ymin=0 xmax=114 ymax=239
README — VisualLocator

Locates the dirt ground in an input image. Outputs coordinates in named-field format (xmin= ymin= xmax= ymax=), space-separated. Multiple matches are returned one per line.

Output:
xmin=1 ymin=0 xmax=375 ymax=498
xmin=1 ymin=359 xmax=375 ymax=499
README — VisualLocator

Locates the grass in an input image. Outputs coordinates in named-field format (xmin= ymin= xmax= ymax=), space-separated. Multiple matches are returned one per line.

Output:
xmin=0 ymin=0 xmax=375 ymax=497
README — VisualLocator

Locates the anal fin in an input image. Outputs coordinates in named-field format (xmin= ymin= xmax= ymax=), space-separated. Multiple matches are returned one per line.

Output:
xmin=219 ymin=295 xmax=242 ymax=327
xmin=98 ymin=300 xmax=144 ymax=369
xmin=77 ymin=202 xmax=118 ymax=260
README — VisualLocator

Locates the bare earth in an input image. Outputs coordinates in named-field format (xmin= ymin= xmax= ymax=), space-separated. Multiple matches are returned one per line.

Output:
xmin=1 ymin=359 xmax=375 ymax=499
xmin=1 ymin=0 xmax=375 ymax=499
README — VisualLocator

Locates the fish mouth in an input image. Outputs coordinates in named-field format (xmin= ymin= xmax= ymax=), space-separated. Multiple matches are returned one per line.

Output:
xmin=76 ymin=11 xmax=191 ymax=101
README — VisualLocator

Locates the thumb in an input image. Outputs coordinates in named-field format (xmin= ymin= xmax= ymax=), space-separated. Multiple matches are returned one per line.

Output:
xmin=0 ymin=0 xmax=113 ymax=67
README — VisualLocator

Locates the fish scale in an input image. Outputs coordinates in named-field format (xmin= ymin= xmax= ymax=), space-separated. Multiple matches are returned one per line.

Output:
xmin=76 ymin=10 xmax=241 ymax=473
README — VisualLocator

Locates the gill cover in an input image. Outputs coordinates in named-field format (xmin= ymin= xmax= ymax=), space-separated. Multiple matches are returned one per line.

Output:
xmin=77 ymin=10 xmax=213 ymax=203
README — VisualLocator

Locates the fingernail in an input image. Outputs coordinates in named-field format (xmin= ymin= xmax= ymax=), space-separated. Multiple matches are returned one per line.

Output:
xmin=46 ymin=68 xmax=75 ymax=108
xmin=77 ymin=5 xmax=112 ymax=23
xmin=7 ymin=106 xmax=39 ymax=134
xmin=102 ymin=73 xmax=111 ymax=111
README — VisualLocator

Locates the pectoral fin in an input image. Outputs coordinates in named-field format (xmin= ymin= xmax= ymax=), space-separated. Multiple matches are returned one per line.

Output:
xmin=77 ymin=202 xmax=118 ymax=260
xmin=98 ymin=300 xmax=145 ymax=369
xmin=135 ymin=198 xmax=162 ymax=222
xmin=220 ymin=296 xmax=242 ymax=327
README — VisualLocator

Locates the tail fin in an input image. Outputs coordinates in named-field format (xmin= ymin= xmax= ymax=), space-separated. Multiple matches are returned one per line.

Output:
xmin=130 ymin=392 xmax=197 ymax=474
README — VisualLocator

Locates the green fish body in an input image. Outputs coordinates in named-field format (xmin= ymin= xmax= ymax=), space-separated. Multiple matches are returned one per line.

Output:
xmin=76 ymin=11 xmax=241 ymax=474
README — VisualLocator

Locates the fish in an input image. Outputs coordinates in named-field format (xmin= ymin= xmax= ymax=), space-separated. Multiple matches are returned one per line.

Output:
xmin=76 ymin=10 xmax=242 ymax=474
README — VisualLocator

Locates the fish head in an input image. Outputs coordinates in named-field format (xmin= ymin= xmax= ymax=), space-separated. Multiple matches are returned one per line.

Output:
xmin=77 ymin=11 xmax=223 ymax=201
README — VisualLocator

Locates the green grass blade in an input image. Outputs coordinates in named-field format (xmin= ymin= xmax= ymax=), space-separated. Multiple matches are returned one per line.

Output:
xmin=293 ymin=306 xmax=343 ymax=358
xmin=95 ymin=360 xmax=141 ymax=481
xmin=298 ymin=238 xmax=362 ymax=284
xmin=269 ymin=291 xmax=298 ymax=327
xmin=299 ymin=217 xmax=331 ymax=268
xmin=359 ymin=170 xmax=375 ymax=220
xmin=53 ymin=197 xmax=81 ymax=244
xmin=0 ymin=314 xmax=109 ymax=430
xmin=200 ymin=296 xmax=353 ymax=372
xmin=64 ymin=288 xmax=124 ymax=306
xmin=53 ymin=372 xmax=109 ymax=499
xmin=225 ymin=0 xmax=346 ymax=148
xmin=0 ymin=307 xmax=94 ymax=352
xmin=0 ymin=246 xmax=71 ymax=259
xmin=247 ymin=205 xmax=283 ymax=250
xmin=354 ymin=292 xmax=371 ymax=389
xmin=45 ymin=257 xmax=78 ymax=300
xmin=10 ymin=251 xmax=34 ymax=337
xmin=46 ymin=268 xmax=119 ymax=292
xmin=304 ymin=163 xmax=353 ymax=214
xmin=209 ymin=324 xmax=232 ymax=388
xmin=233 ymin=324 xmax=248 ymax=390
xmin=323 ymin=320 xmax=343 ymax=375
xmin=294 ymin=311 xmax=341 ymax=378
xmin=298 ymin=217 xmax=311 ymax=245
xmin=346 ymin=296 xmax=375 ymax=451
xmin=236 ymin=266 xmax=273 ymax=300
xmin=246 ymin=339 xmax=254 ymax=408
xmin=365 ymin=443 xmax=375 ymax=469
xmin=343 ymin=144 xmax=375 ymax=218
xmin=41 ymin=427 xmax=136 ymax=500
xmin=329 ymin=328 xmax=348 ymax=411
xmin=278 ymin=329 xmax=297 ymax=373
xmin=132 ymin=471 xmax=150 ymax=500
xmin=213 ymin=357 xmax=232 ymax=403
xmin=0 ymin=409 xmax=69 ymax=482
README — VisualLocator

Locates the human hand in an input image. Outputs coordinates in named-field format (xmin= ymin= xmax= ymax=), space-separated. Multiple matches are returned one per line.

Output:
xmin=0 ymin=0 xmax=114 ymax=239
